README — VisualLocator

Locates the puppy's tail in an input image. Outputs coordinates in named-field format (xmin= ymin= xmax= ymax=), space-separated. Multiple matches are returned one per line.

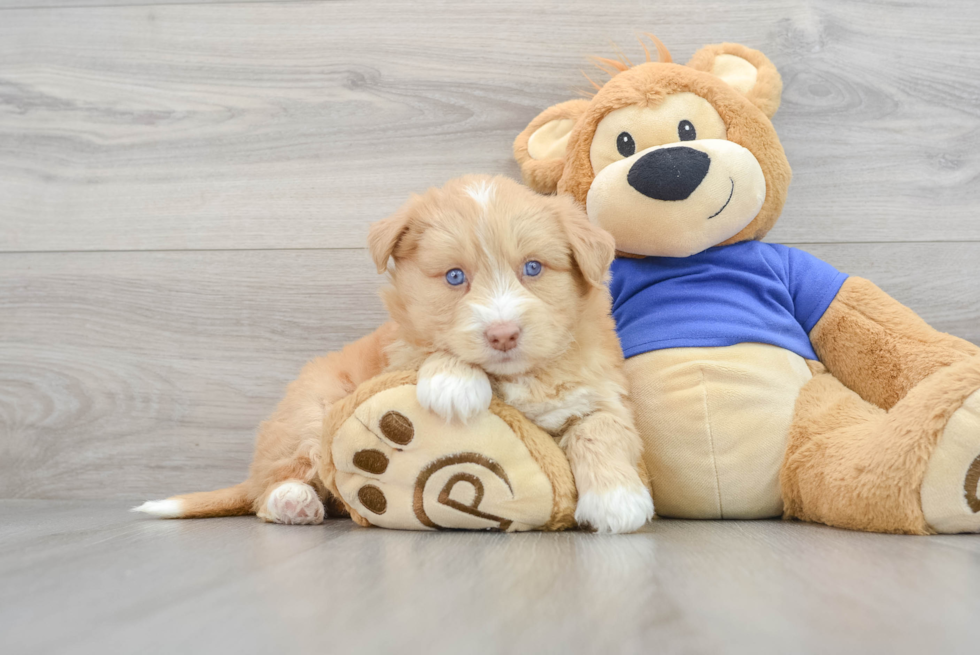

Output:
xmin=131 ymin=482 xmax=254 ymax=519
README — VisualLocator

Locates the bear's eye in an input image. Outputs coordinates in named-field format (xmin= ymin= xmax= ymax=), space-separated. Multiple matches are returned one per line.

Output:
xmin=678 ymin=120 xmax=696 ymax=141
xmin=616 ymin=132 xmax=636 ymax=157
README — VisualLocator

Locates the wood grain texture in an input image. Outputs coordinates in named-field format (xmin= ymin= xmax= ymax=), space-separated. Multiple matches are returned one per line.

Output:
xmin=0 ymin=243 xmax=977 ymax=500
xmin=0 ymin=0 xmax=301 ymax=9
xmin=0 ymin=249 xmax=388 ymax=499
xmin=1 ymin=0 xmax=979 ymax=251
xmin=3 ymin=500 xmax=980 ymax=655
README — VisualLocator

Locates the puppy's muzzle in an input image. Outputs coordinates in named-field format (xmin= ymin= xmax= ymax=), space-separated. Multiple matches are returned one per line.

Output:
xmin=627 ymin=147 xmax=710 ymax=201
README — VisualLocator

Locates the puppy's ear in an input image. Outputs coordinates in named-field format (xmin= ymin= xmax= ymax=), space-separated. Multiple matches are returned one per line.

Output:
xmin=367 ymin=203 xmax=414 ymax=273
xmin=558 ymin=197 xmax=616 ymax=289
xmin=514 ymin=99 xmax=590 ymax=194
xmin=686 ymin=43 xmax=783 ymax=118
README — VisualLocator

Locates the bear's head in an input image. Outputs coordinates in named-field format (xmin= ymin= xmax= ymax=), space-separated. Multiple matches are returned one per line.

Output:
xmin=514 ymin=39 xmax=792 ymax=258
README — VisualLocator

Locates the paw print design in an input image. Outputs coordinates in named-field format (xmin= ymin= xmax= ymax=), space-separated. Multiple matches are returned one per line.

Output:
xmin=330 ymin=384 xmax=556 ymax=531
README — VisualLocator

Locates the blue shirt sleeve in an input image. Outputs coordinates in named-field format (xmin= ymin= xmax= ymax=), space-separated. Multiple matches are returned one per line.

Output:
xmin=776 ymin=245 xmax=849 ymax=333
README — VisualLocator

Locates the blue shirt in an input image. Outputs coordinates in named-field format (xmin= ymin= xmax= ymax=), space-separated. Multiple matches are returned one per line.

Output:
xmin=609 ymin=241 xmax=848 ymax=360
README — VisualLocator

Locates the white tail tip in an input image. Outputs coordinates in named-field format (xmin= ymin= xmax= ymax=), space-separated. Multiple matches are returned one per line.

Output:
xmin=131 ymin=499 xmax=183 ymax=518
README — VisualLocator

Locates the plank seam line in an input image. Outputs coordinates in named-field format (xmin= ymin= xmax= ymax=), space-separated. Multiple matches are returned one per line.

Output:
xmin=0 ymin=241 xmax=978 ymax=256
xmin=0 ymin=0 xmax=326 ymax=12
xmin=0 ymin=247 xmax=370 ymax=255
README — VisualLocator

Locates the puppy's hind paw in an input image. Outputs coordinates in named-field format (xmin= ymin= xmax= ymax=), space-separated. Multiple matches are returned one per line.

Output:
xmin=263 ymin=481 xmax=325 ymax=525
xmin=575 ymin=487 xmax=654 ymax=534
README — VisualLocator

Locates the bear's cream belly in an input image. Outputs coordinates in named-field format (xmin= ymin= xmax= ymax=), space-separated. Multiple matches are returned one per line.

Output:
xmin=625 ymin=343 xmax=812 ymax=519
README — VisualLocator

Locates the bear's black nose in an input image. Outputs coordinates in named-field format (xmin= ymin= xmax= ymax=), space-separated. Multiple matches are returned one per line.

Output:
xmin=627 ymin=147 xmax=710 ymax=201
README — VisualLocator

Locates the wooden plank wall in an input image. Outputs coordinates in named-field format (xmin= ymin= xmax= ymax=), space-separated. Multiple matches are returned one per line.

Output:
xmin=2 ymin=0 xmax=978 ymax=499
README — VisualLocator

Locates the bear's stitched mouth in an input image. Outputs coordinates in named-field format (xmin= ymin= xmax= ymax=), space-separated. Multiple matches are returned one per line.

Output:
xmin=707 ymin=178 xmax=735 ymax=220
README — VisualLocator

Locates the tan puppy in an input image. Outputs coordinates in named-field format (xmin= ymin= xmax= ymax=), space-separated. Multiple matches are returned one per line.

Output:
xmin=135 ymin=175 xmax=654 ymax=533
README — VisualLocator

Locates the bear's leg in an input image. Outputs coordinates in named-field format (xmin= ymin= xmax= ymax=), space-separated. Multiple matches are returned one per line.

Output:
xmin=782 ymin=357 xmax=980 ymax=534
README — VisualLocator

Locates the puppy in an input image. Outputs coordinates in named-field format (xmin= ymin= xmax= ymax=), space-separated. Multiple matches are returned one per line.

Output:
xmin=135 ymin=175 xmax=654 ymax=533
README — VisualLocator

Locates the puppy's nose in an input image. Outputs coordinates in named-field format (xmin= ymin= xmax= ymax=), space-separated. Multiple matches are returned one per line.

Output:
xmin=485 ymin=321 xmax=521 ymax=352
xmin=627 ymin=146 xmax=710 ymax=201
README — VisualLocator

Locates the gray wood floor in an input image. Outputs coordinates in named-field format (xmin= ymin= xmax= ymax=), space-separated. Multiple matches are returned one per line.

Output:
xmin=4 ymin=500 xmax=980 ymax=655
xmin=2 ymin=0 xmax=980 ymax=652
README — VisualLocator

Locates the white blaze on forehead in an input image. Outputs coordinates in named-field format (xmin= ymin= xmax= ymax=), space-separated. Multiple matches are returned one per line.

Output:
xmin=463 ymin=181 xmax=526 ymax=333
xmin=466 ymin=180 xmax=496 ymax=209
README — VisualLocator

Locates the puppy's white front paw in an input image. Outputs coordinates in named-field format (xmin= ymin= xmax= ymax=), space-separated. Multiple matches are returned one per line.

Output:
xmin=575 ymin=487 xmax=654 ymax=534
xmin=417 ymin=367 xmax=492 ymax=423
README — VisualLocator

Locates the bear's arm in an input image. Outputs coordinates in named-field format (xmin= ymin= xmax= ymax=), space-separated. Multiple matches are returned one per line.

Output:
xmin=808 ymin=276 xmax=979 ymax=410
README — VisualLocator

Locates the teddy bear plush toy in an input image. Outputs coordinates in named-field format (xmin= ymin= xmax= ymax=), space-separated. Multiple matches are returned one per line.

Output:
xmin=510 ymin=37 xmax=980 ymax=534
xmin=319 ymin=37 xmax=980 ymax=535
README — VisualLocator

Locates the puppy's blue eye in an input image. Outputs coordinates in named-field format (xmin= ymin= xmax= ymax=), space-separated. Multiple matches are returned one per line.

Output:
xmin=523 ymin=260 xmax=542 ymax=277
xmin=445 ymin=268 xmax=466 ymax=286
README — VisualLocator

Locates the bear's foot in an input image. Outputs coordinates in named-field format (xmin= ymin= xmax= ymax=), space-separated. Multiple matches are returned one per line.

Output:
xmin=326 ymin=375 xmax=576 ymax=532
xmin=782 ymin=356 xmax=980 ymax=534
xmin=921 ymin=388 xmax=980 ymax=533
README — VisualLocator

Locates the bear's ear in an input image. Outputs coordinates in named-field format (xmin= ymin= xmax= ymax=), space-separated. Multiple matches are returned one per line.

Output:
xmin=513 ymin=99 xmax=590 ymax=194
xmin=686 ymin=43 xmax=783 ymax=119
